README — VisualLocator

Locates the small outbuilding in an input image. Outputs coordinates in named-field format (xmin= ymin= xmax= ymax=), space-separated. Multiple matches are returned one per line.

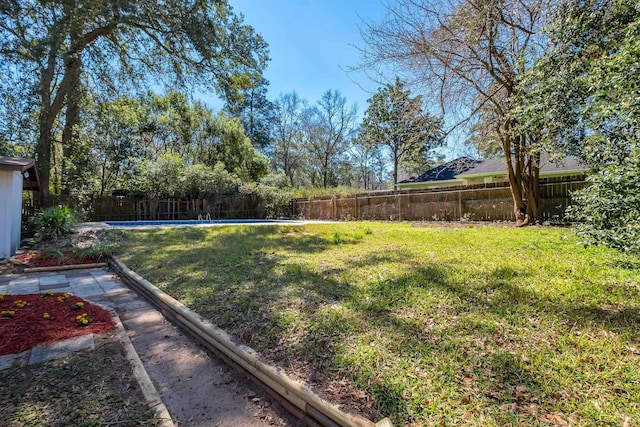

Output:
xmin=0 ymin=156 xmax=40 ymax=259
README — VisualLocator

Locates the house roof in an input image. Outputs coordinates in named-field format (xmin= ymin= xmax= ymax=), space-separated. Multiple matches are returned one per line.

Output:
xmin=456 ymin=153 xmax=587 ymax=178
xmin=0 ymin=156 xmax=34 ymax=171
xmin=0 ymin=156 xmax=40 ymax=191
xmin=400 ymin=157 xmax=480 ymax=183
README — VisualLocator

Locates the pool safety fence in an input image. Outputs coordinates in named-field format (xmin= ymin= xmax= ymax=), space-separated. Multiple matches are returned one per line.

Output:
xmin=91 ymin=194 xmax=267 ymax=221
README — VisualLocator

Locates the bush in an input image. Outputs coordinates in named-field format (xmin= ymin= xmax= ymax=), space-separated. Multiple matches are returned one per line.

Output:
xmin=567 ymin=155 xmax=640 ymax=253
xmin=243 ymin=173 xmax=293 ymax=219
xmin=73 ymin=241 xmax=116 ymax=262
xmin=30 ymin=205 xmax=77 ymax=239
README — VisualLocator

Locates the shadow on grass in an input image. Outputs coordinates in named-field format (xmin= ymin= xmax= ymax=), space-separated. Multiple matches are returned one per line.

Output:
xmin=323 ymin=261 xmax=640 ymax=422
xmin=120 ymin=227 xmax=640 ymax=424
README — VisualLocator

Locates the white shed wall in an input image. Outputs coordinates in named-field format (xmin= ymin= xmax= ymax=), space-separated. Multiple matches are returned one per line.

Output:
xmin=0 ymin=170 xmax=23 ymax=258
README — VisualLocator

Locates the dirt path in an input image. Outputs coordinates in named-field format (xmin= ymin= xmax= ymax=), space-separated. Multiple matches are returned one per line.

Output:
xmin=98 ymin=287 xmax=301 ymax=427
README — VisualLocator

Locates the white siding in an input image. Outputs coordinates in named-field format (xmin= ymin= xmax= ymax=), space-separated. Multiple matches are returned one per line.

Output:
xmin=0 ymin=170 xmax=23 ymax=258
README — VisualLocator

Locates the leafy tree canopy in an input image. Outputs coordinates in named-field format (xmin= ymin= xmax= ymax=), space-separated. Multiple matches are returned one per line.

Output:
xmin=515 ymin=0 xmax=640 ymax=251
xmin=361 ymin=78 xmax=443 ymax=188
xmin=0 ymin=0 xmax=269 ymax=202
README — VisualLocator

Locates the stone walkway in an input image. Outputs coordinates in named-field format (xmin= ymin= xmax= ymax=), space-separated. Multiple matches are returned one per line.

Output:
xmin=0 ymin=268 xmax=298 ymax=427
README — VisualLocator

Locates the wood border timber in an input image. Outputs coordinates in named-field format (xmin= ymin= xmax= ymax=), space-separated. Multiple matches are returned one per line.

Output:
xmin=109 ymin=256 xmax=393 ymax=427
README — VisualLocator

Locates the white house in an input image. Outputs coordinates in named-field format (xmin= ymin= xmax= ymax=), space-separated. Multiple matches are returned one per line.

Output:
xmin=0 ymin=157 xmax=40 ymax=259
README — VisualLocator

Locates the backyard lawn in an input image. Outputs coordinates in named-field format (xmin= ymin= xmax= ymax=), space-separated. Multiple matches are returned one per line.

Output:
xmin=117 ymin=222 xmax=640 ymax=426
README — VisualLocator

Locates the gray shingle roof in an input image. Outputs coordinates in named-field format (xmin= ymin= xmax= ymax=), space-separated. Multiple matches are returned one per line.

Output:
xmin=400 ymin=157 xmax=479 ymax=183
xmin=456 ymin=153 xmax=587 ymax=177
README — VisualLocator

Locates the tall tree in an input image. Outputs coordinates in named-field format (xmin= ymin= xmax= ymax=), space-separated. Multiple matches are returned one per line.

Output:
xmin=0 ymin=0 xmax=268 ymax=204
xmin=83 ymin=95 xmax=147 ymax=196
xmin=134 ymin=91 xmax=268 ymax=182
xmin=361 ymin=78 xmax=443 ymax=189
xmin=361 ymin=0 xmax=547 ymax=225
xmin=225 ymin=74 xmax=274 ymax=150
xmin=351 ymin=131 xmax=388 ymax=190
xmin=271 ymin=92 xmax=306 ymax=186
xmin=515 ymin=0 xmax=640 ymax=251
xmin=303 ymin=90 xmax=358 ymax=188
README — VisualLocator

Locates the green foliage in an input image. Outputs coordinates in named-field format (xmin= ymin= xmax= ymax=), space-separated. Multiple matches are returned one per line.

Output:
xmin=292 ymin=186 xmax=368 ymax=199
xmin=73 ymin=241 xmax=116 ymax=262
xmin=517 ymin=0 xmax=640 ymax=250
xmin=129 ymin=154 xmax=242 ymax=199
xmin=30 ymin=206 xmax=77 ymax=240
xmin=85 ymin=95 xmax=149 ymax=196
xmin=568 ymin=158 xmax=640 ymax=252
xmin=128 ymin=153 xmax=186 ymax=199
xmin=243 ymin=173 xmax=293 ymax=219
xmin=331 ymin=232 xmax=342 ymax=244
xmin=361 ymin=78 xmax=444 ymax=185
xmin=0 ymin=0 xmax=269 ymax=203
xmin=39 ymin=248 xmax=64 ymax=264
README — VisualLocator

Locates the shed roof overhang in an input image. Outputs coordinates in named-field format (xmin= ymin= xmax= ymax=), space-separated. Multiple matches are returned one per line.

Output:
xmin=0 ymin=156 xmax=40 ymax=191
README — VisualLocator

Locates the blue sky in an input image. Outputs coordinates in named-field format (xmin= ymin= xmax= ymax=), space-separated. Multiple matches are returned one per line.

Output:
xmin=229 ymin=0 xmax=387 ymax=115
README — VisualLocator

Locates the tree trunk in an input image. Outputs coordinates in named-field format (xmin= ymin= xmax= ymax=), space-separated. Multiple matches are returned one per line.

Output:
xmin=61 ymin=45 xmax=82 ymax=195
xmin=36 ymin=58 xmax=60 ymax=206
xmin=525 ymin=151 xmax=542 ymax=223
xmin=36 ymin=111 xmax=53 ymax=206
xmin=393 ymin=157 xmax=399 ymax=192
xmin=503 ymin=125 xmax=539 ymax=227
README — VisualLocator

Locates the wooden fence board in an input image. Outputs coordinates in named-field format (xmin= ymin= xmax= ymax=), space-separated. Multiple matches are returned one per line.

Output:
xmin=292 ymin=179 xmax=587 ymax=222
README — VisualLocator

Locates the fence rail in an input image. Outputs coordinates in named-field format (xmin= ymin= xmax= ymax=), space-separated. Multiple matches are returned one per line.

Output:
xmin=292 ymin=179 xmax=588 ymax=222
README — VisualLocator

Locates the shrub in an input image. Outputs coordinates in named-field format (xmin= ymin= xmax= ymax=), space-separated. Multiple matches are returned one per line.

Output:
xmin=244 ymin=173 xmax=293 ymax=219
xmin=30 ymin=205 xmax=77 ymax=239
xmin=73 ymin=241 xmax=116 ymax=262
xmin=567 ymin=156 xmax=640 ymax=253
xmin=39 ymin=248 xmax=65 ymax=264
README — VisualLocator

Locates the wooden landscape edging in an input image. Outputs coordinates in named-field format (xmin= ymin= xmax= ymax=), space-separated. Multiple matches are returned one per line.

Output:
xmin=23 ymin=262 xmax=108 ymax=273
xmin=109 ymin=256 xmax=393 ymax=427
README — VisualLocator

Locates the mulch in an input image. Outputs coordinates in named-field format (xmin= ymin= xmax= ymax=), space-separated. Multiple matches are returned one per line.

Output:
xmin=0 ymin=293 xmax=115 ymax=355
xmin=13 ymin=251 xmax=99 ymax=268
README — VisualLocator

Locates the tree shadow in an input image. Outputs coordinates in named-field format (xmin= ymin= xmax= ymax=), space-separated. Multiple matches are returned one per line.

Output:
xmin=118 ymin=226 xmax=640 ymax=424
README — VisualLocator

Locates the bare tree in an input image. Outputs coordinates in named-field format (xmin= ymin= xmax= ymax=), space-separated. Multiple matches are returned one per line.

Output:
xmin=351 ymin=131 xmax=388 ymax=190
xmin=361 ymin=0 xmax=547 ymax=225
xmin=271 ymin=92 xmax=306 ymax=186
xmin=302 ymin=90 xmax=358 ymax=188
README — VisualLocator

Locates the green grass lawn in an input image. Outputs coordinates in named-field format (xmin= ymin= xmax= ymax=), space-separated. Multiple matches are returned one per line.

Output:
xmin=117 ymin=222 xmax=640 ymax=426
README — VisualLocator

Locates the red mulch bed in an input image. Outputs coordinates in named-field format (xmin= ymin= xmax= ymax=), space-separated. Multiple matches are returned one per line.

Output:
xmin=13 ymin=251 xmax=100 ymax=268
xmin=0 ymin=293 xmax=116 ymax=355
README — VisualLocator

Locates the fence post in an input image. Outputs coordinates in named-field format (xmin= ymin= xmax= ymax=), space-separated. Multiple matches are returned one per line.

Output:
xmin=331 ymin=196 xmax=336 ymax=220
xmin=354 ymin=194 xmax=359 ymax=220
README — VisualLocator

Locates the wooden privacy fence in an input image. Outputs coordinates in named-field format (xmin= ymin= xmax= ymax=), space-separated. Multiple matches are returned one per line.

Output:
xmin=91 ymin=193 xmax=262 ymax=221
xmin=292 ymin=179 xmax=588 ymax=222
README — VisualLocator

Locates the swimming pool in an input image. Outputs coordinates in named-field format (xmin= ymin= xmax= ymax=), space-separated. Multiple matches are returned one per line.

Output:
xmin=104 ymin=219 xmax=307 ymax=228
